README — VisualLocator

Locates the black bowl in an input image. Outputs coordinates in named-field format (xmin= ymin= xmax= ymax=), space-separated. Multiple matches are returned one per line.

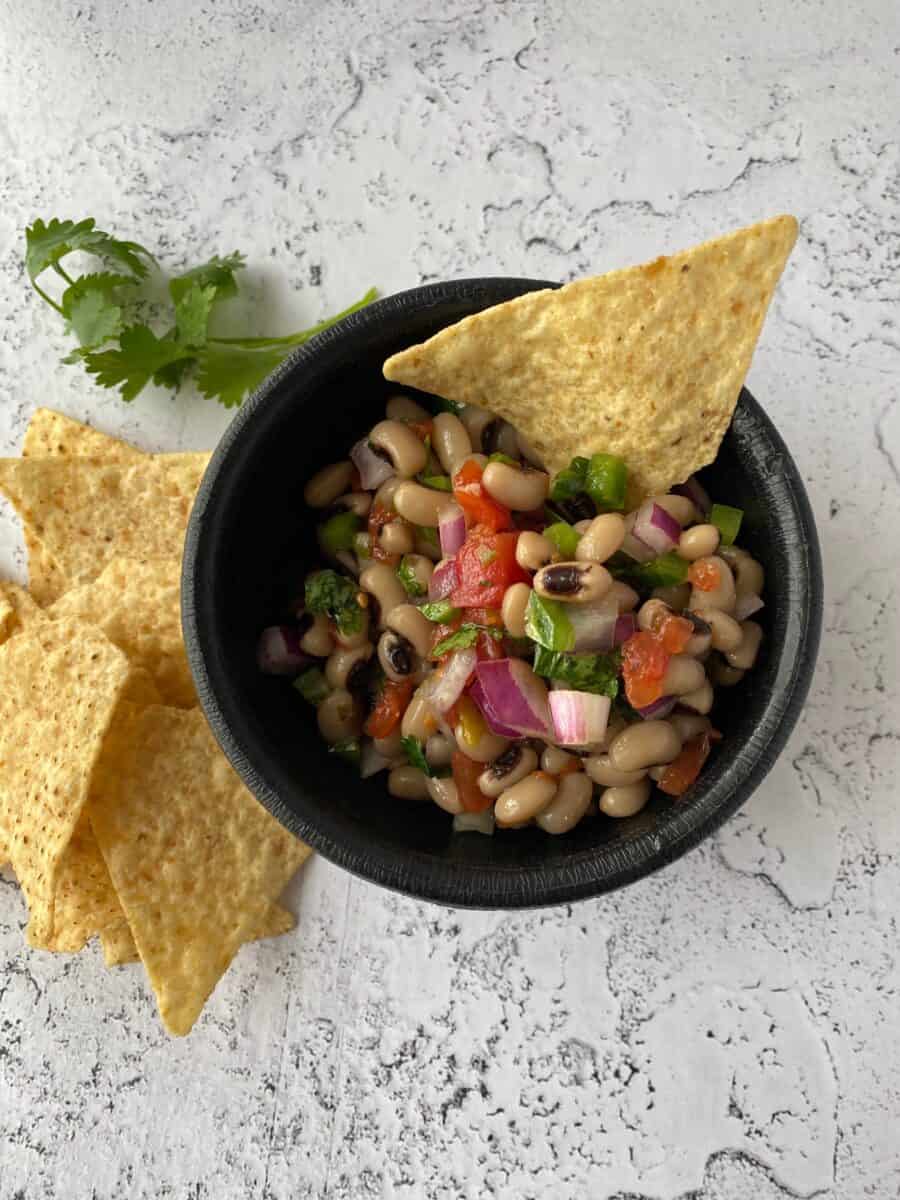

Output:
xmin=182 ymin=278 xmax=823 ymax=908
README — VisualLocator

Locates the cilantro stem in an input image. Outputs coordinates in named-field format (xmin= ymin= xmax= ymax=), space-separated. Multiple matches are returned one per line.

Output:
xmin=206 ymin=287 xmax=378 ymax=348
xmin=32 ymin=281 xmax=65 ymax=316
xmin=52 ymin=262 xmax=76 ymax=286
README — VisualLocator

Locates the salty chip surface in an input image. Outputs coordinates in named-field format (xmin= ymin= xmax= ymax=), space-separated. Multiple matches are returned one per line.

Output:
xmin=384 ymin=216 xmax=797 ymax=503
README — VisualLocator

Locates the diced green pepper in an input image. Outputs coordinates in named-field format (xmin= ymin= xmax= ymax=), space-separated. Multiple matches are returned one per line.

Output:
xmin=353 ymin=530 xmax=372 ymax=557
xmin=585 ymin=453 xmax=627 ymax=512
xmin=543 ymin=521 xmax=580 ymax=559
xmin=318 ymin=510 xmax=362 ymax=555
xmin=487 ymin=452 xmax=519 ymax=467
xmin=710 ymin=503 xmax=743 ymax=546
xmin=293 ymin=667 xmax=329 ymax=707
xmin=419 ymin=474 xmax=453 ymax=492
xmin=549 ymin=455 xmax=589 ymax=504
xmin=627 ymin=552 xmax=689 ymax=590
xmin=524 ymin=590 xmax=575 ymax=652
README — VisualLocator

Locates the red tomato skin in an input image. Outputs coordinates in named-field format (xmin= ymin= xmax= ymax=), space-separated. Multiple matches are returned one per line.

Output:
xmin=452 ymin=750 xmax=493 ymax=812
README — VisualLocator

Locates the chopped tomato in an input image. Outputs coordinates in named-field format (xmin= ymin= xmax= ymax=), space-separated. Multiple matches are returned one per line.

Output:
xmin=688 ymin=559 xmax=721 ymax=591
xmin=467 ymin=606 xmax=504 ymax=628
xmin=452 ymin=527 xmax=529 ymax=608
xmin=406 ymin=419 xmax=434 ymax=443
xmin=476 ymin=631 xmax=505 ymax=661
xmin=451 ymin=749 xmax=493 ymax=812
xmin=658 ymin=733 xmax=714 ymax=796
xmin=621 ymin=631 xmax=670 ymax=709
xmin=656 ymin=612 xmax=695 ymax=655
xmin=367 ymin=501 xmax=399 ymax=564
xmin=452 ymin=460 xmax=512 ymax=531
xmin=364 ymin=677 xmax=414 ymax=739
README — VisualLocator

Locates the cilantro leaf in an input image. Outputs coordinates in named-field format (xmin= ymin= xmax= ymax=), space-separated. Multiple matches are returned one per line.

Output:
xmin=25 ymin=217 xmax=154 ymax=282
xmin=397 ymin=556 xmax=427 ymax=598
xmin=65 ymin=289 xmax=122 ymax=348
xmin=169 ymin=252 xmax=246 ymax=305
xmin=174 ymin=283 xmax=217 ymax=348
xmin=400 ymin=735 xmax=450 ymax=778
xmin=532 ymin=645 xmax=621 ymax=697
xmin=79 ymin=325 xmax=193 ymax=402
xmin=194 ymin=342 xmax=288 ymax=409
xmin=430 ymin=623 xmax=503 ymax=658
xmin=304 ymin=569 xmax=363 ymax=637
xmin=549 ymin=456 xmax=589 ymax=504
xmin=293 ymin=667 xmax=330 ymax=707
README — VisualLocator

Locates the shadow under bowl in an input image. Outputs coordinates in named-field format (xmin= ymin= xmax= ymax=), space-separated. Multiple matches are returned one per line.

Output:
xmin=183 ymin=278 xmax=823 ymax=908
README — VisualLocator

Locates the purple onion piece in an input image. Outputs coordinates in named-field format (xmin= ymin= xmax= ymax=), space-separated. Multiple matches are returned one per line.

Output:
xmin=637 ymin=694 xmax=677 ymax=720
xmin=468 ymin=677 xmax=526 ymax=739
xmin=632 ymin=501 xmax=681 ymax=554
xmin=351 ymin=438 xmax=394 ymax=491
xmin=257 ymin=625 xmax=310 ymax=676
xmin=438 ymin=503 xmax=466 ymax=558
xmin=428 ymin=557 xmax=459 ymax=600
xmin=613 ymin=614 xmax=638 ymax=646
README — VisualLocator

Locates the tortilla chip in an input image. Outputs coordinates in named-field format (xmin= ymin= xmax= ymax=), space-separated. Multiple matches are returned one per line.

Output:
xmin=49 ymin=557 xmax=194 ymax=708
xmin=21 ymin=410 xmax=145 ymax=604
xmin=30 ymin=817 xmax=124 ymax=953
xmin=0 ymin=621 xmax=134 ymax=943
xmin=0 ymin=581 xmax=47 ymax=643
xmin=89 ymin=706 xmax=310 ymax=1035
xmin=0 ymin=453 xmax=209 ymax=602
xmin=383 ymin=216 xmax=798 ymax=503
xmin=102 ymin=903 xmax=297 ymax=966
xmin=22 ymin=408 xmax=145 ymax=462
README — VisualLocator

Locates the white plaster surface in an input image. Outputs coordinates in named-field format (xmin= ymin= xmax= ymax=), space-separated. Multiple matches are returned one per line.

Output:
xmin=0 ymin=1 xmax=898 ymax=1196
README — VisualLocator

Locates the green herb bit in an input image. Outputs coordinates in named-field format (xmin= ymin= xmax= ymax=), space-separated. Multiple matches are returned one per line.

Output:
xmin=585 ymin=453 xmax=627 ymax=512
xmin=617 ymin=551 xmax=689 ymax=592
xmin=419 ymin=474 xmax=453 ymax=492
xmin=304 ymin=569 xmax=363 ymax=636
xmin=430 ymin=623 xmax=504 ymax=658
xmin=543 ymin=521 xmax=580 ymax=559
xmin=397 ymin=556 xmax=427 ymax=598
xmin=532 ymin=645 xmax=620 ymax=698
xmin=416 ymin=525 xmax=439 ymax=549
xmin=487 ymin=452 xmax=519 ymax=467
xmin=399 ymin=735 xmax=449 ymax=777
xmin=549 ymin=456 xmax=589 ymax=503
xmin=420 ymin=600 xmax=461 ymax=623
xmin=293 ymin=667 xmax=330 ymax=707
xmin=710 ymin=503 xmax=743 ymax=546
xmin=432 ymin=397 xmax=465 ymax=416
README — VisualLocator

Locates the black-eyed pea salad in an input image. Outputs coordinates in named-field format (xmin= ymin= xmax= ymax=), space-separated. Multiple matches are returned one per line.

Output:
xmin=258 ymin=395 xmax=765 ymax=836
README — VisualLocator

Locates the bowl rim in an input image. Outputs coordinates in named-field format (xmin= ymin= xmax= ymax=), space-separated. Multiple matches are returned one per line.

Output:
xmin=183 ymin=277 xmax=824 ymax=909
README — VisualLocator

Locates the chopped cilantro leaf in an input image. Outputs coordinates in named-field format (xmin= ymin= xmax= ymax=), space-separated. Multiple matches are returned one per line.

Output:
xmin=304 ymin=569 xmax=363 ymax=636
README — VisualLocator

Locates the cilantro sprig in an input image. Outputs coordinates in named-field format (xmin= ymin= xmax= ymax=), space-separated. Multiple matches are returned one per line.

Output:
xmin=25 ymin=216 xmax=376 ymax=407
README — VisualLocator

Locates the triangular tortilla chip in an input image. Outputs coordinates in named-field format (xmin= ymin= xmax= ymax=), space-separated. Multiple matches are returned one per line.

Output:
xmin=21 ymin=409 xmax=145 ymax=603
xmin=0 ymin=580 xmax=47 ymax=644
xmin=384 ymin=216 xmax=798 ymax=503
xmin=0 ymin=453 xmax=209 ymax=597
xmin=0 ymin=621 xmax=134 ymax=943
xmin=49 ymin=557 xmax=195 ymax=708
xmin=89 ymin=706 xmax=310 ymax=1035
xmin=101 ymin=903 xmax=297 ymax=966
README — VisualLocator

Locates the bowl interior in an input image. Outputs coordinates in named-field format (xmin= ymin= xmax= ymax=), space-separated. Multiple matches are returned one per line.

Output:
xmin=184 ymin=279 xmax=822 ymax=907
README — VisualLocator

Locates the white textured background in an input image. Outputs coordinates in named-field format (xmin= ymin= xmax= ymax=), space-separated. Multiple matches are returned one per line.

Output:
xmin=1 ymin=2 xmax=899 ymax=1197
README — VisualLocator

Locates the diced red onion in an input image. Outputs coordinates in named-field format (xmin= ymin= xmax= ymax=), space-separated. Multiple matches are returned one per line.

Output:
xmin=637 ymin=695 xmax=677 ymax=720
xmin=621 ymin=511 xmax=657 ymax=563
xmin=673 ymin=475 xmax=711 ymax=517
xmin=549 ymin=691 xmax=611 ymax=746
xmin=632 ymin=501 xmax=681 ymax=554
xmin=468 ymin=677 xmax=524 ymax=738
xmin=428 ymin=557 xmax=459 ymax=600
xmin=734 ymin=592 xmax=764 ymax=621
xmin=438 ymin=503 xmax=466 ymax=557
xmin=351 ymin=438 xmax=394 ymax=490
xmin=422 ymin=647 xmax=477 ymax=714
xmin=474 ymin=658 xmax=551 ymax=737
xmin=613 ymin=614 xmax=637 ymax=645
xmin=360 ymin=740 xmax=392 ymax=779
xmin=569 ymin=595 xmax=620 ymax=652
xmin=257 ymin=625 xmax=309 ymax=675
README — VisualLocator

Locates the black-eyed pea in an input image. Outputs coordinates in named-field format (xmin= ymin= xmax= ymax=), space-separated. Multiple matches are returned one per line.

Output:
xmin=608 ymin=581 xmax=640 ymax=613
xmin=598 ymin=779 xmax=652 ymax=818
xmin=495 ymin=770 xmax=557 ymax=827
xmin=501 ymin=582 xmax=532 ymax=639
xmin=677 ymin=524 xmax=721 ymax=561
xmin=317 ymin=689 xmax=362 ymax=744
xmin=369 ymin=420 xmax=428 ymax=478
xmin=688 ymin=556 xmax=736 ymax=613
xmin=304 ymin=461 xmax=353 ymax=508
xmin=325 ymin=642 xmax=373 ymax=690
xmin=432 ymin=412 xmax=473 ymax=474
xmin=379 ymin=520 xmax=416 ymax=557
xmin=401 ymin=686 xmax=438 ymax=739
xmin=477 ymin=744 xmax=539 ymax=798
xmin=386 ymin=604 xmax=433 ymax=658
xmin=426 ymin=775 xmax=464 ymax=815
xmin=669 ymin=713 xmax=713 ymax=742
xmin=533 ymin=561 xmax=612 ymax=604
xmin=482 ymin=461 xmax=550 ymax=511
xmin=300 ymin=613 xmax=334 ymax=657
xmin=638 ymin=598 xmax=671 ymax=633
xmin=725 ymin=620 xmax=763 ymax=670
xmin=536 ymin=772 xmax=593 ymax=834
xmin=608 ymin=721 xmax=682 ymax=772
xmin=652 ymin=494 xmax=698 ymax=526
xmin=575 ymin=513 xmax=626 ymax=563
xmin=701 ymin=608 xmax=743 ymax=653
xmin=425 ymin=733 xmax=456 ymax=768
xmin=652 ymin=583 xmax=691 ymax=611
xmin=708 ymin=655 xmax=746 ymax=687
xmin=678 ymin=679 xmax=714 ymax=714
xmin=660 ymin=654 xmax=706 ymax=696
xmin=393 ymin=481 xmax=457 ymax=526
xmin=540 ymin=745 xmax=579 ymax=774
xmin=516 ymin=531 xmax=555 ymax=572
xmin=721 ymin=546 xmax=765 ymax=598
xmin=584 ymin=755 xmax=647 ymax=787
xmin=359 ymin=563 xmax=408 ymax=626
xmin=387 ymin=766 xmax=430 ymax=800
xmin=386 ymin=394 xmax=430 ymax=422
